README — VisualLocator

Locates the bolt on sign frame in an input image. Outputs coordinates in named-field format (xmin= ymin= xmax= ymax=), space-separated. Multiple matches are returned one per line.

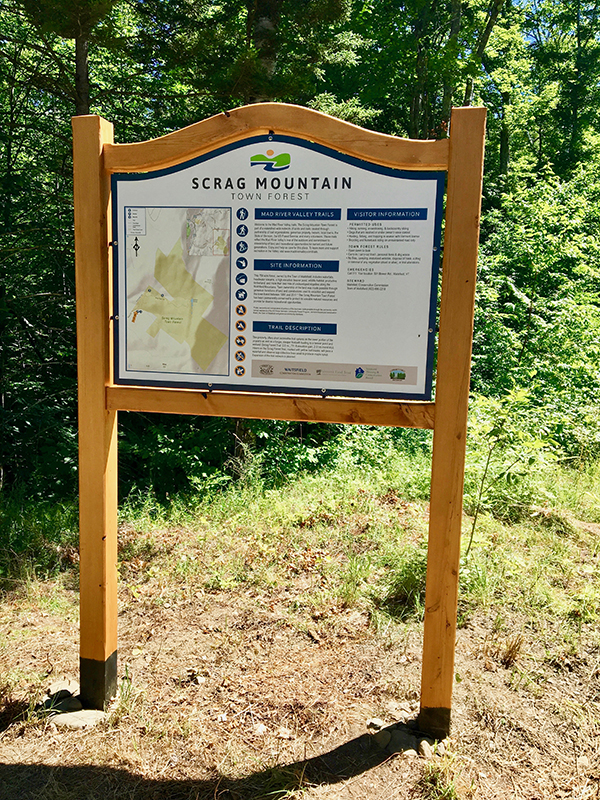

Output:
xmin=72 ymin=103 xmax=485 ymax=739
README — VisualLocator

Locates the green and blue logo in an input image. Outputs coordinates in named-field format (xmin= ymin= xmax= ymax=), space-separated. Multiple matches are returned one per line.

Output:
xmin=250 ymin=150 xmax=291 ymax=171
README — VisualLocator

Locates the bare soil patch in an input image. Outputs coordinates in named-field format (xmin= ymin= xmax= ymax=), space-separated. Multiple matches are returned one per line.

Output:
xmin=0 ymin=534 xmax=599 ymax=798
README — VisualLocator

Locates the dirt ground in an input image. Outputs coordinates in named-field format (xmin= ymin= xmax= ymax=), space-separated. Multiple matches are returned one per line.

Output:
xmin=1 ymin=572 xmax=599 ymax=799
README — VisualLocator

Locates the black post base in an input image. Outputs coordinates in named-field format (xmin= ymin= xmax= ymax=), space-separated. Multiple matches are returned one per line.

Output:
xmin=80 ymin=650 xmax=118 ymax=709
xmin=417 ymin=706 xmax=451 ymax=740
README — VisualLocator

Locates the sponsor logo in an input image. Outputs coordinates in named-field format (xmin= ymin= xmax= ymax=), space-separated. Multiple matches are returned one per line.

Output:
xmin=355 ymin=367 xmax=365 ymax=379
xmin=250 ymin=150 xmax=291 ymax=171
xmin=259 ymin=364 xmax=274 ymax=375
xmin=389 ymin=369 xmax=406 ymax=381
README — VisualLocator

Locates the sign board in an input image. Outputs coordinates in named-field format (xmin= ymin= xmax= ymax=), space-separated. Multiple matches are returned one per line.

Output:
xmin=112 ymin=135 xmax=444 ymax=399
xmin=73 ymin=104 xmax=486 ymax=738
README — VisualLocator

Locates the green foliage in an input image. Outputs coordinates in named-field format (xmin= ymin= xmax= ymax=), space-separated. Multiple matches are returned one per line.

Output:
xmin=373 ymin=540 xmax=428 ymax=621
xmin=474 ymin=165 xmax=600 ymax=459
xmin=329 ymin=426 xmax=432 ymax=496
xmin=464 ymin=390 xmax=561 ymax=524
xmin=1 ymin=0 xmax=600 ymax=530
xmin=0 ymin=488 xmax=78 ymax=578
xmin=418 ymin=760 xmax=459 ymax=800
xmin=118 ymin=413 xmax=235 ymax=501
xmin=20 ymin=0 xmax=118 ymax=39
xmin=132 ymin=0 xmax=359 ymax=109
xmin=525 ymin=0 xmax=600 ymax=174
xmin=234 ymin=420 xmax=339 ymax=487
xmin=308 ymin=92 xmax=381 ymax=126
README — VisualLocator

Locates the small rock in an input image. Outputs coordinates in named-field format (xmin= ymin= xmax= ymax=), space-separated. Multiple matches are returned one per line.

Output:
xmin=47 ymin=680 xmax=79 ymax=698
xmin=366 ymin=718 xmax=386 ymax=732
xmin=403 ymin=748 xmax=419 ymax=758
xmin=577 ymin=755 xmax=589 ymax=770
xmin=46 ymin=689 xmax=72 ymax=703
xmin=385 ymin=700 xmax=411 ymax=721
xmin=307 ymin=628 xmax=321 ymax=644
xmin=373 ymin=729 xmax=392 ymax=749
xmin=51 ymin=710 xmax=107 ymax=730
xmin=254 ymin=723 xmax=268 ymax=736
xmin=277 ymin=727 xmax=293 ymax=739
xmin=38 ymin=693 xmax=83 ymax=714
xmin=419 ymin=739 xmax=434 ymax=759
xmin=436 ymin=740 xmax=446 ymax=756
xmin=388 ymin=728 xmax=418 ymax=754
xmin=50 ymin=696 xmax=83 ymax=714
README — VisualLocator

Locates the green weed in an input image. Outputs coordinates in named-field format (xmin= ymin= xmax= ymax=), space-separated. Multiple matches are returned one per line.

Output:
xmin=373 ymin=540 xmax=428 ymax=621
xmin=2 ymin=422 xmax=600 ymax=648
xmin=418 ymin=760 xmax=460 ymax=800
xmin=109 ymin=666 xmax=146 ymax=726
xmin=0 ymin=488 xmax=78 ymax=579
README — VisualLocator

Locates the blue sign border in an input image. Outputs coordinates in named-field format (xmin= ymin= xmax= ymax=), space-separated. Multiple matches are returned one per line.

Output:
xmin=111 ymin=133 xmax=444 ymax=401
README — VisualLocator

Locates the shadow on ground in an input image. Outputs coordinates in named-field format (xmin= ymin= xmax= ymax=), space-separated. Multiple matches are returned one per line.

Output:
xmin=0 ymin=730 xmax=398 ymax=799
xmin=0 ymin=697 xmax=30 ymax=734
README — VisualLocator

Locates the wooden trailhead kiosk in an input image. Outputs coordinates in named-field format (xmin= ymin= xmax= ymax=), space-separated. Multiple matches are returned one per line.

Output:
xmin=72 ymin=103 xmax=485 ymax=739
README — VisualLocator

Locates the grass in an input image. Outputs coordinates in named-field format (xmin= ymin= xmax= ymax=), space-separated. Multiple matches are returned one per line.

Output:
xmin=1 ymin=431 xmax=600 ymax=800
xmin=2 ymin=427 xmax=600 ymax=645
xmin=105 ymin=445 xmax=600 ymax=666
xmin=418 ymin=760 xmax=460 ymax=800
xmin=0 ymin=488 xmax=78 ymax=580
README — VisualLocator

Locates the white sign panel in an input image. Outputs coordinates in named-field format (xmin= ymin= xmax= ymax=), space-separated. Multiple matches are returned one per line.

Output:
xmin=112 ymin=135 xmax=444 ymax=399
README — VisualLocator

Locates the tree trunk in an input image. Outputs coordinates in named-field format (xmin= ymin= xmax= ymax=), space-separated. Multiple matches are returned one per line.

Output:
xmin=75 ymin=35 xmax=90 ymax=115
xmin=409 ymin=19 xmax=428 ymax=138
xmin=441 ymin=0 xmax=462 ymax=136
xmin=464 ymin=0 xmax=505 ymax=106
xmin=567 ymin=0 xmax=583 ymax=169
xmin=246 ymin=0 xmax=281 ymax=102
xmin=499 ymin=90 xmax=510 ymax=176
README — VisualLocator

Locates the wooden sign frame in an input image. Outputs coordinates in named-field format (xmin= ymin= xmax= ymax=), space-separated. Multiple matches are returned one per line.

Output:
xmin=72 ymin=103 xmax=485 ymax=739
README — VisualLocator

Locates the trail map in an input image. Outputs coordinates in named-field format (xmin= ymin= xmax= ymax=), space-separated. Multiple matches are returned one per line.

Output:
xmin=124 ymin=207 xmax=231 ymax=375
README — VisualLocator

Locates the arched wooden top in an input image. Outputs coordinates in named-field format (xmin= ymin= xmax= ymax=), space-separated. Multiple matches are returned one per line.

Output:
xmin=102 ymin=103 xmax=449 ymax=173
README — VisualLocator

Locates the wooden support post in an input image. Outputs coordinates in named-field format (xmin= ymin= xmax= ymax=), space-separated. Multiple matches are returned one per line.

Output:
xmin=73 ymin=115 xmax=118 ymax=709
xmin=418 ymin=107 xmax=486 ymax=738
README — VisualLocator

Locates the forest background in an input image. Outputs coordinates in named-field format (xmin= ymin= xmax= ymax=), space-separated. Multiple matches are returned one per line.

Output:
xmin=1 ymin=0 xmax=600 ymax=574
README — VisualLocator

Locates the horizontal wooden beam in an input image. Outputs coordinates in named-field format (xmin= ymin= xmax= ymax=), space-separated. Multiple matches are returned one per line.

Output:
xmin=103 ymin=103 xmax=449 ymax=173
xmin=106 ymin=386 xmax=435 ymax=429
